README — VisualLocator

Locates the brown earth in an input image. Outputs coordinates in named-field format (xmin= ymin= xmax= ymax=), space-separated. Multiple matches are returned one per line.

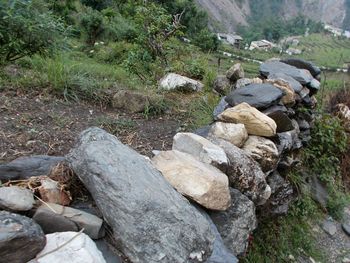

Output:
xmin=0 ymin=89 xmax=186 ymax=164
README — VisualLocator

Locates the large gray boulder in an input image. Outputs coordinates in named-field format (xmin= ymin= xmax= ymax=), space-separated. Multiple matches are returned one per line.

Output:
xmin=260 ymin=61 xmax=313 ymax=85
xmin=67 ymin=128 xmax=215 ymax=263
xmin=0 ymin=155 xmax=65 ymax=182
xmin=209 ymin=188 xmax=257 ymax=256
xmin=225 ymin=83 xmax=285 ymax=110
xmin=0 ymin=211 xmax=46 ymax=263
xmin=213 ymin=75 xmax=232 ymax=95
xmin=209 ymin=138 xmax=271 ymax=205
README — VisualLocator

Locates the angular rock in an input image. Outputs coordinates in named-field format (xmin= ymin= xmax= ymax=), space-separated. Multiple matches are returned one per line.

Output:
xmin=194 ymin=125 xmax=212 ymax=138
xmin=268 ymin=72 xmax=303 ymax=94
xmin=34 ymin=203 xmax=104 ymax=239
xmin=308 ymin=78 xmax=321 ymax=93
xmin=218 ymin=102 xmax=277 ymax=137
xmin=0 ymin=211 xmax=46 ymax=263
xmin=235 ymin=78 xmax=263 ymax=89
xmin=242 ymin=136 xmax=279 ymax=174
xmin=172 ymin=132 xmax=228 ymax=169
xmin=67 ymin=128 xmax=215 ymax=263
xmin=0 ymin=186 xmax=35 ymax=211
xmin=209 ymin=188 xmax=257 ymax=256
xmin=213 ymin=97 xmax=230 ymax=120
xmin=297 ymin=119 xmax=310 ymax=131
xmin=196 ymin=206 xmax=238 ymax=263
xmin=322 ymin=219 xmax=337 ymax=236
xmin=159 ymin=73 xmax=203 ymax=92
xmin=33 ymin=205 xmax=79 ymax=233
xmin=226 ymin=63 xmax=244 ymax=82
xmin=225 ymin=83 xmax=285 ymax=110
xmin=260 ymin=61 xmax=313 ymax=85
xmin=310 ymin=175 xmax=328 ymax=208
xmin=209 ymin=138 xmax=271 ymax=205
xmin=265 ymin=78 xmax=296 ymax=106
xmin=213 ymin=75 xmax=232 ymax=95
xmin=38 ymin=177 xmax=71 ymax=206
xmin=280 ymin=58 xmax=321 ymax=78
xmin=33 ymin=232 xmax=106 ymax=263
xmin=95 ymin=239 xmax=123 ymax=263
xmin=261 ymin=171 xmax=295 ymax=217
xmin=0 ymin=155 xmax=65 ymax=182
xmin=208 ymin=122 xmax=248 ymax=148
xmin=266 ymin=110 xmax=294 ymax=133
xmin=263 ymin=104 xmax=288 ymax=115
xmin=112 ymin=90 xmax=159 ymax=113
xmin=152 ymin=150 xmax=231 ymax=211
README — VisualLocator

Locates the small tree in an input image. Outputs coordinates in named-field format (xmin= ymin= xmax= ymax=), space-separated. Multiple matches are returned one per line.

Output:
xmin=0 ymin=0 xmax=64 ymax=62
xmin=80 ymin=7 xmax=105 ymax=45
xmin=192 ymin=29 xmax=219 ymax=52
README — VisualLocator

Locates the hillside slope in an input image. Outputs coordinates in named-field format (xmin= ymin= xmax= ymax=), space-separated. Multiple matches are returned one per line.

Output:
xmin=195 ymin=0 xmax=347 ymax=33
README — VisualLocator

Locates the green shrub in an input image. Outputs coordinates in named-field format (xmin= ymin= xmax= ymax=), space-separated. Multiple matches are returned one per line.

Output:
xmin=0 ymin=0 xmax=65 ymax=62
xmin=192 ymin=29 xmax=219 ymax=52
xmin=80 ymin=7 xmax=105 ymax=45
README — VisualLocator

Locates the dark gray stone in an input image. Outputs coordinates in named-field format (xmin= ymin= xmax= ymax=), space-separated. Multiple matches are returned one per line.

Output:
xmin=209 ymin=138 xmax=270 ymax=206
xmin=268 ymin=72 xmax=303 ymax=93
xmin=213 ymin=97 xmax=230 ymax=120
xmin=280 ymin=58 xmax=321 ymax=78
xmin=266 ymin=110 xmax=294 ymax=133
xmin=195 ymin=206 xmax=238 ymax=263
xmin=260 ymin=171 xmax=295 ymax=217
xmin=67 ymin=127 xmax=215 ymax=263
xmin=194 ymin=125 xmax=211 ymax=138
xmin=213 ymin=75 xmax=232 ymax=95
xmin=342 ymin=223 xmax=350 ymax=236
xmin=310 ymin=175 xmax=328 ymax=208
xmin=209 ymin=188 xmax=257 ymax=256
xmin=260 ymin=61 xmax=313 ymax=85
xmin=225 ymin=83 xmax=285 ymax=110
xmin=0 ymin=155 xmax=65 ymax=182
xmin=278 ymin=156 xmax=301 ymax=172
xmin=95 ymin=239 xmax=123 ymax=263
xmin=297 ymin=119 xmax=310 ymax=131
xmin=33 ymin=205 xmax=79 ymax=234
xmin=263 ymin=105 xmax=288 ymax=115
xmin=0 ymin=211 xmax=46 ymax=263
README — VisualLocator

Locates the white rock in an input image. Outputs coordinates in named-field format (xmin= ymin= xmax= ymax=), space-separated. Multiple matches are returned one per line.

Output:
xmin=218 ymin=102 xmax=277 ymax=137
xmin=208 ymin=122 xmax=248 ymax=148
xmin=152 ymin=150 xmax=231 ymax=211
xmin=242 ymin=136 xmax=279 ymax=173
xmin=0 ymin=186 xmax=35 ymax=211
xmin=33 ymin=232 xmax=106 ymax=263
xmin=172 ymin=133 xmax=228 ymax=168
xmin=159 ymin=73 xmax=204 ymax=92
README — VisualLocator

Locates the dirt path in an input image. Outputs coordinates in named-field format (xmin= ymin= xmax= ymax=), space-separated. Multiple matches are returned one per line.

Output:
xmin=0 ymin=90 xmax=180 ymax=163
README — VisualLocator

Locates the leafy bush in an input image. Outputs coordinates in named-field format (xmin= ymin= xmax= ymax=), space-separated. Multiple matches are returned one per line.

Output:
xmin=0 ymin=0 xmax=64 ymax=62
xmin=192 ymin=29 xmax=219 ymax=52
xmin=80 ymin=7 xmax=105 ymax=45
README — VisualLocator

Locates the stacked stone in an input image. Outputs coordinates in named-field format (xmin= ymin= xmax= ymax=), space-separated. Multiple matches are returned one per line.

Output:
xmin=212 ymin=58 xmax=321 ymax=217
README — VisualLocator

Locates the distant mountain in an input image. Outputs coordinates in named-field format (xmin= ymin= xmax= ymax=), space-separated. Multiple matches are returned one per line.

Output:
xmin=195 ymin=0 xmax=349 ymax=33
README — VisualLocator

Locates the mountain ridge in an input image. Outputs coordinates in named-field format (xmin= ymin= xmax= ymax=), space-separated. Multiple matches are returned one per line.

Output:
xmin=195 ymin=0 xmax=348 ymax=33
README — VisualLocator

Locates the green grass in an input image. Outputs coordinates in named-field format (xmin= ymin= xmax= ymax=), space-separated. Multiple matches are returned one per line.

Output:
xmin=243 ymin=195 xmax=324 ymax=263
xmin=0 ymin=51 xmax=142 ymax=101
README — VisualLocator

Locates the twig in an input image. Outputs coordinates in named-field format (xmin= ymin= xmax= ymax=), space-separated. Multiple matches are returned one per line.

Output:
xmin=34 ymin=195 xmax=59 ymax=214
xmin=35 ymin=228 xmax=85 ymax=259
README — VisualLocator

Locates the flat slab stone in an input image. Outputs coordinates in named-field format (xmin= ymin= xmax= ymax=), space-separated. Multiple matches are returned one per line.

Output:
xmin=280 ymin=58 xmax=321 ymax=78
xmin=225 ymin=83 xmax=285 ymax=110
xmin=260 ymin=61 xmax=313 ymax=85
xmin=0 ymin=155 xmax=65 ymax=182
xmin=268 ymin=72 xmax=303 ymax=94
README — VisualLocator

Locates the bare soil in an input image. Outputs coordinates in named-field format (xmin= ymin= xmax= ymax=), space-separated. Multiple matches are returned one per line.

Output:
xmin=0 ymin=89 xmax=181 ymax=164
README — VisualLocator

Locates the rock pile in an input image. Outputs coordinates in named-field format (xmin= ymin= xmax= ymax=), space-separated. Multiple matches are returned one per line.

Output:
xmin=0 ymin=58 xmax=321 ymax=262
